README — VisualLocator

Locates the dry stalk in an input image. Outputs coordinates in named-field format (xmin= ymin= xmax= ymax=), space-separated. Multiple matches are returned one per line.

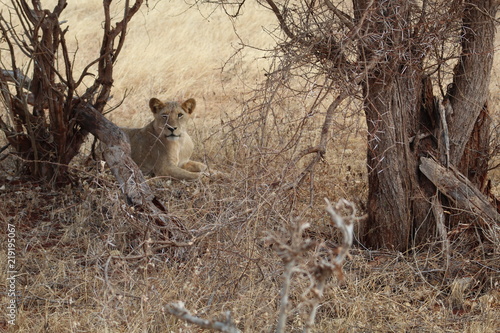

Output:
xmin=302 ymin=198 xmax=356 ymax=332
xmin=271 ymin=198 xmax=357 ymax=333
xmin=274 ymin=221 xmax=313 ymax=333
xmin=431 ymin=193 xmax=450 ymax=273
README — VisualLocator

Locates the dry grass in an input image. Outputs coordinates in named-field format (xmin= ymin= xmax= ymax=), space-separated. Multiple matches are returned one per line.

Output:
xmin=1 ymin=1 xmax=499 ymax=332
xmin=55 ymin=0 xmax=277 ymax=126
xmin=1 ymin=168 xmax=499 ymax=332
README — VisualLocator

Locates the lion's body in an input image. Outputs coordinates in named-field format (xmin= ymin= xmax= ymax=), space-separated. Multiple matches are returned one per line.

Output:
xmin=121 ymin=98 xmax=206 ymax=180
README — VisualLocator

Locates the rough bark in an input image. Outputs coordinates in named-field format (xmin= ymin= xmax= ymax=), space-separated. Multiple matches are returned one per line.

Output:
xmin=354 ymin=0 xmax=427 ymax=249
xmin=456 ymin=105 xmax=492 ymax=192
xmin=357 ymin=0 xmax=498 ymax=250
xmin=362 ymin=77 xmax=420 ymax=249
xmin=447 ymin=0 xmax=497 ymax=166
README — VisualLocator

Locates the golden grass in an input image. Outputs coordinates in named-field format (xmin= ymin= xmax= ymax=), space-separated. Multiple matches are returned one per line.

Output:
xmin=50 ymin=0 xmax=276 ymax=127
xmin=0 ymin=1 xmax=499 ymax=332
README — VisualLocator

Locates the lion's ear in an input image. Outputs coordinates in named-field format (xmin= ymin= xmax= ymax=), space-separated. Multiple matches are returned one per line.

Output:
xmin=182 ymin=98 xmax=196 ymax=114
xmin=149 ymin=98 xmax=164 ymax=113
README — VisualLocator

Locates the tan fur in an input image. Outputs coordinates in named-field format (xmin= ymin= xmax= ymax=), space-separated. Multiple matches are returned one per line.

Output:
xmin=121 ymin=98 xmax=206 ymax=180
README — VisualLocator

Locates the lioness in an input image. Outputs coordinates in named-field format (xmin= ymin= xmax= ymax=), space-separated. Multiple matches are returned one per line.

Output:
xmin=121 ymin=98 xmax=207 ymax=180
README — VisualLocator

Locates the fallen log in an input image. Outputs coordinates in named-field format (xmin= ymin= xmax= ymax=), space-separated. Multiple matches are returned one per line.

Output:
xmin=419 ymin=157 xmax=499 ymax=240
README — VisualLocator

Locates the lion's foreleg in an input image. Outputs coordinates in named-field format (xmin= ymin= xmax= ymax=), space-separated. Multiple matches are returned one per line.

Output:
xmin=160 ymin=165 xmax=202 ymax=181
xmin=182 ymin=160 xmax=207 ymax=173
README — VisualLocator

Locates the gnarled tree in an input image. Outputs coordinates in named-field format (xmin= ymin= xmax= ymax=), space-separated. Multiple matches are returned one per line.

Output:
xmin=0 ymin=0 xmax=139 ymax=182
xmin=0 ymin=0 xmax=178 ymax=229
xmin=354 ymin=0 xmax=498 ymax=249
xmin=220 ymin=0 xmax=499 ymax=250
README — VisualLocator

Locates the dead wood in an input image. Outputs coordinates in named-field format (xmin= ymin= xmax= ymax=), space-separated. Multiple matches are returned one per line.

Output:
xmin=419 ymin=157 xmax=499 ymax=241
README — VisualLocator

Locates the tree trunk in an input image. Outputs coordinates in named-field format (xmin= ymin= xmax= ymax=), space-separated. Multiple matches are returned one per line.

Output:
xmin=355 ymin=0 xmax=423 ymax=250
xmin=358 ymin=0 xmax=498 ymax=250
xmin=362 ymin=75 xmax=424 ymax=250
xmin=447 ymin=0 xmax=497 ymax=167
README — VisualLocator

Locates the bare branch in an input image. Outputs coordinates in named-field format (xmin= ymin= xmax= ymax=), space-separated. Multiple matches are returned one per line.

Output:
xmin=0 ymin=69 xmax=32 ymax=91
xmin=264 ymin=0 xmax=296 ymax=41
xmin=82 ymin=0 xmax=144 ymax=111
xmin=323 ymin=0 xmax=354 ymax=30
xmin=165 ymin=302 xmax=241 ymax=333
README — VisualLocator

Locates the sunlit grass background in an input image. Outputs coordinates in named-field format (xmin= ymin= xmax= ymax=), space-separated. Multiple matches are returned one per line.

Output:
xmin=61 ymin=0 xmax=276 ymax=124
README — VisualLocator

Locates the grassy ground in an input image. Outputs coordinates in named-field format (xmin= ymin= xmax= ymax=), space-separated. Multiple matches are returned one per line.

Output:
xmin=0 ymin=1 xmax=499 ymax=332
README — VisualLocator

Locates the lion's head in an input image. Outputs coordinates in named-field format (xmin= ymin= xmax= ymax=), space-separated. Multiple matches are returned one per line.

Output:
xmin=149 ymin=98 xmax=196 ymax=141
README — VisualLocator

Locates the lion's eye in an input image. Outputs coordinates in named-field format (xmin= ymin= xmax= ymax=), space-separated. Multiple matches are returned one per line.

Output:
xmin=178 ymin=113 xmax=184 ymax=118
xmin=162 ymin=114 xmax=168 ymax=119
